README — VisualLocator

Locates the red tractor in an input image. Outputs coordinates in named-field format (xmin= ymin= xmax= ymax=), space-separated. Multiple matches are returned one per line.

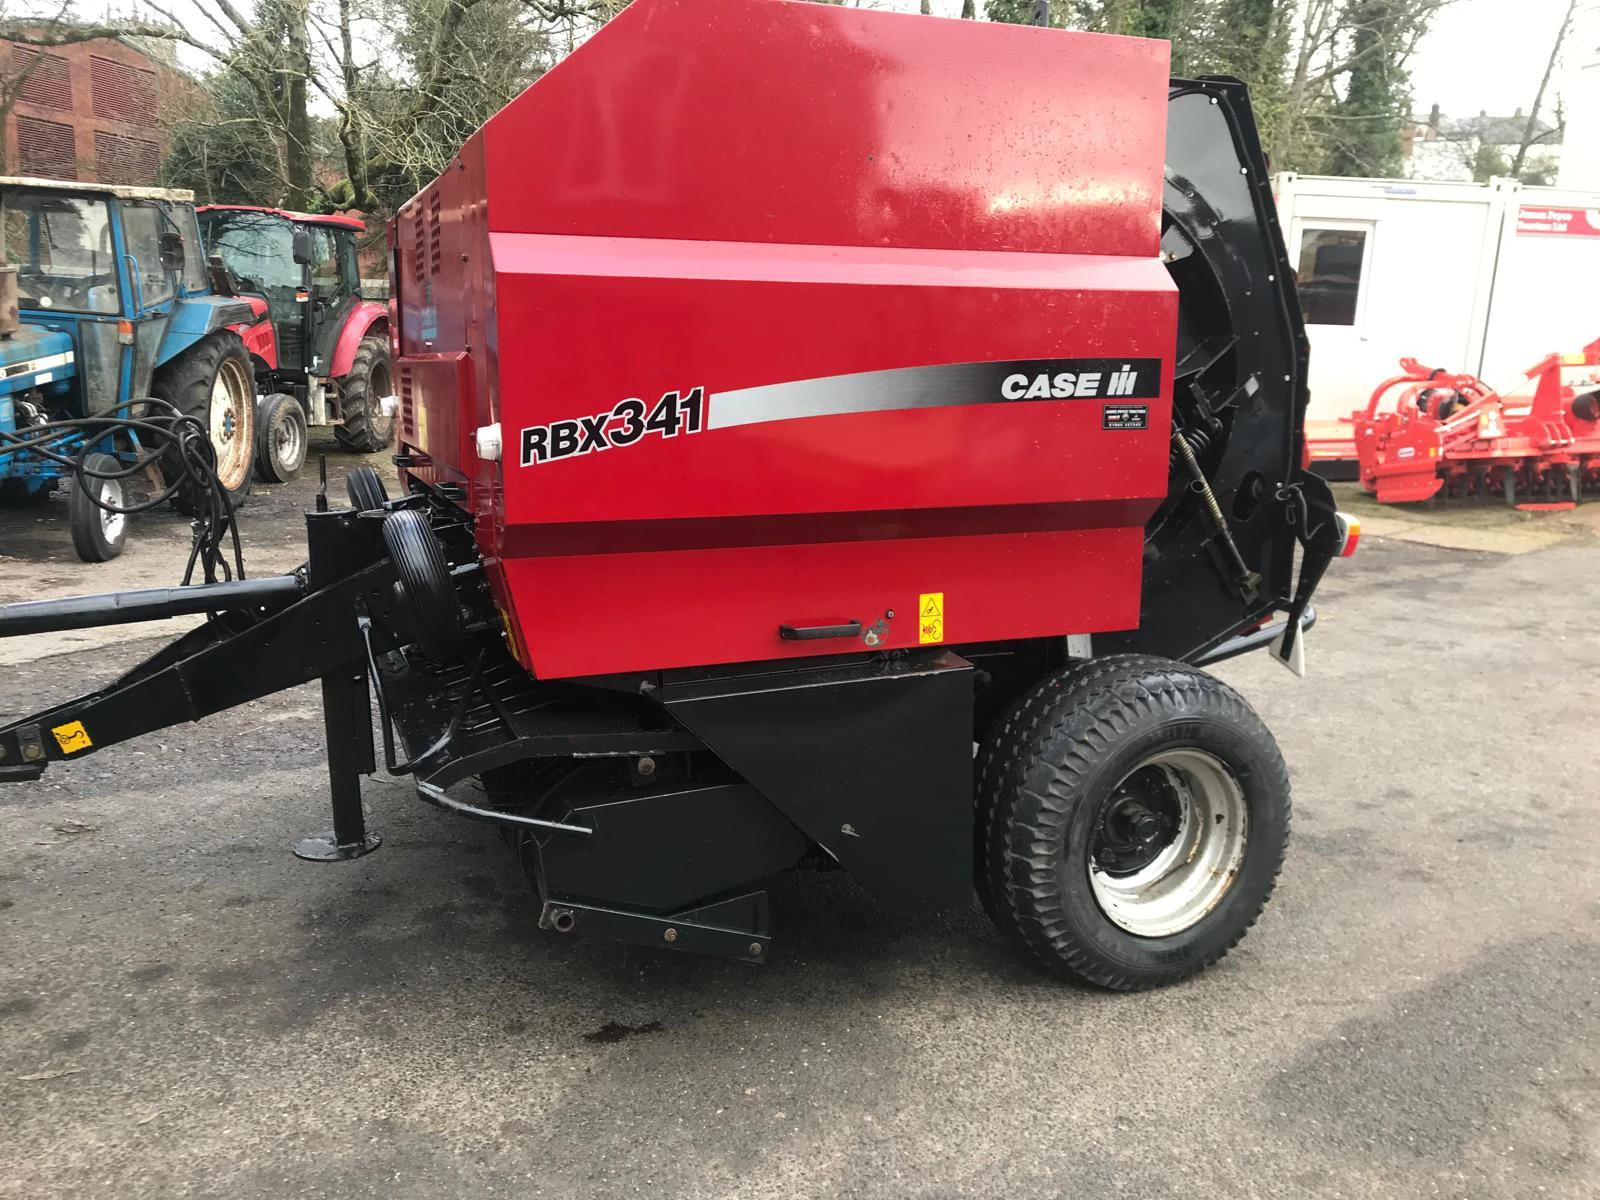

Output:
xmin=198 ymin=206 xmax=393 ymax=481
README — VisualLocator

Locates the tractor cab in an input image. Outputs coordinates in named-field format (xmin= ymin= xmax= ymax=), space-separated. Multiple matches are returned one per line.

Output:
xmin=2 ymin=180 xmax=209 ymax=416
xmin=198 ymin=207 xmax=393 ymax=454
xmin=0 ymin=178 xmax=260 ymax=557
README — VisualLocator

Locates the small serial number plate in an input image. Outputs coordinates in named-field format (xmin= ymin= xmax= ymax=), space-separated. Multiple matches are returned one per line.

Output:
xmin=1102 ymin=404 xmax=1149 ymax=431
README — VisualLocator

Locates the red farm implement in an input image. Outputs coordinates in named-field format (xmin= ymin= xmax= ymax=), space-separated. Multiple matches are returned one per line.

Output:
xmin=1354 ymin=339 xmax=1600 ymax=506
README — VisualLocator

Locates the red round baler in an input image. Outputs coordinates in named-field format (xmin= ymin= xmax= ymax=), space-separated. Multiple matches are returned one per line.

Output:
xmin=0 ymin=0 xmax=1349 ymax=990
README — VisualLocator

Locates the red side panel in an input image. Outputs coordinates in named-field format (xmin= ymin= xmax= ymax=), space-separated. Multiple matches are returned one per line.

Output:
xmin=393 ymin=132 xmax=497 ymax=514
xmin=395 ymin=0 xmax=1175 ymax=679
xmin=231 ymin=296 xmax=277 ymax=370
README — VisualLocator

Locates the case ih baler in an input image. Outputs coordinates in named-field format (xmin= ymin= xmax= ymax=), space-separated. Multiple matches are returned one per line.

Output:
xmin=0 ymin=0 xmax=1351 ymax=990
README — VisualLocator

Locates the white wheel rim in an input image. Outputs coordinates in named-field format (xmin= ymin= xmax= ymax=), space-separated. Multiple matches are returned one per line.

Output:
xmin=208 ymin=359 xmax=254 ymax=491
xmin=274 ymin=407 xmax=304 ymax=471
xmin=1087 ymin=748 xmax=1249 ymax=938
xmin=99 ymin=477 xmax=124 ymax=543
xmin=370 ymin=361 xmax=392 ymax=434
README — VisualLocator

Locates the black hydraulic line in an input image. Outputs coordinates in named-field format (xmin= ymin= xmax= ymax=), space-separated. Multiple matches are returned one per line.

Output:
xmin=360 ymin=614 xmax=486 ymax=777
xmin=2 ymin=399 xmax=249 ymax=583
xmin=0 ymin=575 xmax=304 ymax=639
xmin=414 ymin=779 xmax=593 ymax=836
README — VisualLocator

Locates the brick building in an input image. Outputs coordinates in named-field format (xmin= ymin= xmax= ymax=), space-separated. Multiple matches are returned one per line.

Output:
xmin=3 ymin=36 xmax=190 ymax=186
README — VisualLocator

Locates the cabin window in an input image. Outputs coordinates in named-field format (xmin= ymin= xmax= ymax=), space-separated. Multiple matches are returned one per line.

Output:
xmin=1296 ymin=228 xmax=1367 ymax=326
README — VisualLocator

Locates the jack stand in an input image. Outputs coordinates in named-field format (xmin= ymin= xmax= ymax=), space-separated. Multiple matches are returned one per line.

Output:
xmin=295 ymin=664 xmax=382 ymax=862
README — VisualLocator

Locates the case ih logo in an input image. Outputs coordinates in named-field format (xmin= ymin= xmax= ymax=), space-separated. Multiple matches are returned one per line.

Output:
xmin=521 ymin=388 xmax=705 ymax=466
xmin=520 ymin=357 xmax=1165 ymax=466
xmin=1000 ymin=364 xmax=1150 ymax=400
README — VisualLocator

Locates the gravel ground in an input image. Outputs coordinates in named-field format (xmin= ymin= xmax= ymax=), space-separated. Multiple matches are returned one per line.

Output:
xmin=0 ymin=475 xmax=1596 ymax=1199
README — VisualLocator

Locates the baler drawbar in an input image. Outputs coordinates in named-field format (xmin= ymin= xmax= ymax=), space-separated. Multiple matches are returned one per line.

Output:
xmin=0 ymin=0 xmax=1352 ymax=990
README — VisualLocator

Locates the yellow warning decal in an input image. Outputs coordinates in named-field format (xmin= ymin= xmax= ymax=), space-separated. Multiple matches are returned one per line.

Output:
xmin=51 ymin=720 xmax=92 ymax=754
xmin=918 ymin=592 xmax=945 ymax=644
xmin=497 ymin=607 xmax=520 ymax=661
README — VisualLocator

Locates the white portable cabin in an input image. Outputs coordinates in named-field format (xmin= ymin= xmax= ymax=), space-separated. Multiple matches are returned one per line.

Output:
xmin=1273 ymin=173 xmax=1600 ymax=446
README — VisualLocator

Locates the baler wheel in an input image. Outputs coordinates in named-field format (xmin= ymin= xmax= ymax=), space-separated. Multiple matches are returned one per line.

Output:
xmin=973 ymin=655 xmax=1105 ymax=926
xmin=382 ymin=508 xmax=461 ymax=661
xmin=974 ymin=655 xmax=1290 ymax=991
xmin=346 ymin=465 xmax=389 ymax=512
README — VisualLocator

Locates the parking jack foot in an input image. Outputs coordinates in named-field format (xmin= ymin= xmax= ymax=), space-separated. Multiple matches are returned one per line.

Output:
xmin=295 ymin=831 xmax=382 ymax=862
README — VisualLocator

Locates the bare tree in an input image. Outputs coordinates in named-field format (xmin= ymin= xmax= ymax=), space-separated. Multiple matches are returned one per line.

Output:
xmin=131 ymin=0 xmax=322 ymax=206
xmin=148 ymin=0 xmax=618 ymax=212
xmin=1510 ymin=0 xmax=1575 ymax=177
xmin=315 ymin=0 xmax=620 ymax=213
xmin=1269 ymin=0 xmax=1450 ymax=173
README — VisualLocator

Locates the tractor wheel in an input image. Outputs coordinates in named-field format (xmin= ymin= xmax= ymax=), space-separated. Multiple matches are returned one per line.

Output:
xmin=334 ymin=335 xmax=394 ymax=454
xmin=975 ymin=655 xmax=1290 ymax=991
xmin=254 ymin=393 xmax=308 ymax=484
xmin=382 ymin=508 xmax=462 ymax=662
xmin=346 ymin=464 xmax=389 ymax=512
xmin=153 ymin=329 xmax=256 ymax=514
xmin=68 ymin=453 xmax=128 ymax=563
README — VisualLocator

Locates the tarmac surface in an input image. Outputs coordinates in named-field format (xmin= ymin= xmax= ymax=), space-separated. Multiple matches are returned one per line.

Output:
xmin=0 ymin=462 xmax=1597 ymax=1199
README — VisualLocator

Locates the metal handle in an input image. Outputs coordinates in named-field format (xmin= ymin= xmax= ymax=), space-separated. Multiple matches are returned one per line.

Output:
xmin=123 ymin=254 xmax=144 ymax=313
xmin=778 ymin=620 xmax=861 ymax=641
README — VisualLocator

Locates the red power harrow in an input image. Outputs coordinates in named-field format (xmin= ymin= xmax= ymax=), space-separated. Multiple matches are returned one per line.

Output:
xmin=1354 ymin=339 xmax=1600 ymax=506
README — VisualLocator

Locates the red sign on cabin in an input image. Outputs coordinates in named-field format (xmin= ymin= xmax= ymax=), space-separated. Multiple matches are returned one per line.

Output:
xmin=1515 ymin=206 xmax=1600 ymax=237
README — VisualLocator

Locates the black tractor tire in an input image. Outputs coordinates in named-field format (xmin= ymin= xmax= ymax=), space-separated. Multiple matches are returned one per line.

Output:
xmin=68 ymin=453 xmax=128 ymax=563
xmin=334 ymin=335 xmax=394 ymax=454
xmin=973 ymin=656 xmax=1104 ymax=926
xmin=382 ymin=508 xmax=462 ymax=662
xmin=346 ymin=464 xmax=389 ymax=512
xmin=975 ymin=655 xmax=1290 ymax=991
xmin=253 ymin=392 xmax=308 ymax=484
xmin=152 ymin=329 xmax=256 ymax=514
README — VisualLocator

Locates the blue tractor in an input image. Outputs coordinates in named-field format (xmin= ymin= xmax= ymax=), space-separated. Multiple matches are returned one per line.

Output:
xmin=0 ymin=178 xmax=259 ymax=561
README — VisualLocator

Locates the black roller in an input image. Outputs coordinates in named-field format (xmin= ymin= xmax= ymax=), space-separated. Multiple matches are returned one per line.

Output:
xmin=381 ymin=509 xmax=462 ymax=661
xmin=346 ymin=465 xmax=390 ymax=512
xmin=1572 ymin=391 xmax=1600 ymax=424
